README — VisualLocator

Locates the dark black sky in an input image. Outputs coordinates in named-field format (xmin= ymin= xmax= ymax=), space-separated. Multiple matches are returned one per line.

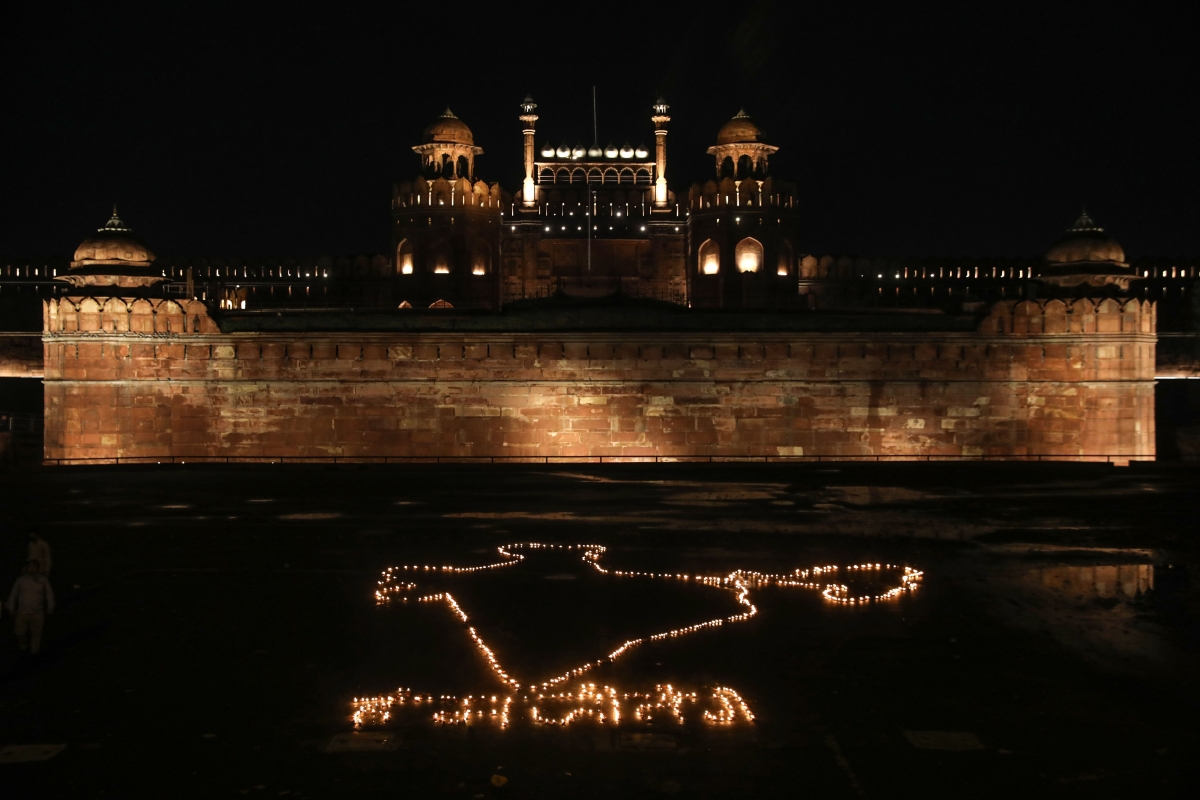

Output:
xmin=2 ymin=3 xmax=1196 ymax=260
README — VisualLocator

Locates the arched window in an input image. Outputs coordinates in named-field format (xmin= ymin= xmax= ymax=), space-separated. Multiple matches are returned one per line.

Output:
xmin=539 ymin=168 xmax=554 ymax=183
xmin=471 ymin=241 xmax=490 ymax=276
xmin=619 ymin=168 xmax=634 ymax=184
xmin=720 ymin=156 xmax=734 ymax=179
xmin=456 ymin=155 xmax=469 ymax=178
xmin=570 ymin=168 xmax=585 ymax=183
xmin=396 ymin=239 xmax=414 ymax=275
xmin=777 ymin=240 xmax=793 ymax=276
xmin=698 ymin=239 xmax=720 ymax=275
xmin=602 ymin=168 xmax=618 ymax=184
xmin=735 ymin=238 xmax=763 ymax=273
xmin=587 ymin=169 xmax=601 ymax=184
xmin=555 ymin=168 xmax=570 ymax=183
xmin=428 ymin=241 xmax=451 ymax=274
xmin=634 ymin=169 xmax=652 ymax=185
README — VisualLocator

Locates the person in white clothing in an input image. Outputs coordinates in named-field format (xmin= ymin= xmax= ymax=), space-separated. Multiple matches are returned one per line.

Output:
xmin=5 ymin=560 xmax=55 ymax=655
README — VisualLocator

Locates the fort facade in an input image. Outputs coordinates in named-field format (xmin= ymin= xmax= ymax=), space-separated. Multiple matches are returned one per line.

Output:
xmin=0 ymin=96 xmax=1186 ymax=463
xmin=40 ymin=295 xmax=1154 ymax=463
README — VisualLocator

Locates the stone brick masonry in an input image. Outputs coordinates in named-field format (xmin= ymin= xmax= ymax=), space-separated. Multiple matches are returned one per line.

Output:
xmin=41 ymin=297 xmax=1156 ymax=463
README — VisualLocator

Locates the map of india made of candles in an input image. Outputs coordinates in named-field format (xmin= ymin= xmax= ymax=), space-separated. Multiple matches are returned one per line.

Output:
xmin=352 ymin=544 xmax=923 ymax=729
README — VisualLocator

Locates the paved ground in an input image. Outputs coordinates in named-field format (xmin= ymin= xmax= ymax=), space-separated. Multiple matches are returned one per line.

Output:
xmin=0 ymin=462 xmax=1197 ymax=798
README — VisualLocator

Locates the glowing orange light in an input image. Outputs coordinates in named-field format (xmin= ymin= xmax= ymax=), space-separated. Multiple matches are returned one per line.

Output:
xmin=354 ymin=543 xmax=923 ymax=729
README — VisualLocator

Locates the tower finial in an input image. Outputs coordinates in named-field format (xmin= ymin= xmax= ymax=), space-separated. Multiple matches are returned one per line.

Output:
xmin=1069 ymin=208 xmax=1101 ymax=233
xmin=100 ymin=205 xmax=130 ymax=232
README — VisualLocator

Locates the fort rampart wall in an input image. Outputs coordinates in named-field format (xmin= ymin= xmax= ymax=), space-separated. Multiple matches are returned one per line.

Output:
xmin=41 ymin=297 xmax=1156 ymax=463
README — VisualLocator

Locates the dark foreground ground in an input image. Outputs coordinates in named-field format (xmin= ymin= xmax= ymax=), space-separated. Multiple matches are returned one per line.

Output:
xmin=0 ymin=462 xmax=1197 ymax=799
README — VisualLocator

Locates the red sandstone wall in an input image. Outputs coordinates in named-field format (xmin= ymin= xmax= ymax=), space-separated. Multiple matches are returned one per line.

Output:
xmin=41 ymin=298 xmax=1157 ymax=463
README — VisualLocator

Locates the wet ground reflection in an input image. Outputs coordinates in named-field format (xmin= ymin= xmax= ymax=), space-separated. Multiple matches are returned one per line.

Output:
xmin=1028 ymin=564 xmax=1154 ymax=600
xmin=352 ymin=543 xmax=922 ymax=730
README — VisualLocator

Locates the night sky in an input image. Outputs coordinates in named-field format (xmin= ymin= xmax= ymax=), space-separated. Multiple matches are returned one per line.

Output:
xmin=2 ymin=3 xmax=1196 ymax=260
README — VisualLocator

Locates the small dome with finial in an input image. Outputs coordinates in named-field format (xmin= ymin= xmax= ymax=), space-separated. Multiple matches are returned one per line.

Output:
xmin=1045 ymin=210 xmax=1126 ymax=266
xmin=717 ymin=109 xmax=763 ymax=145
xmin=61 ymin=207 xmax=165 ymax=289
xmin=422 ymin=108 xmax=475 ymax=146
xmin=72 ymin=207 xmax=155 ymax=267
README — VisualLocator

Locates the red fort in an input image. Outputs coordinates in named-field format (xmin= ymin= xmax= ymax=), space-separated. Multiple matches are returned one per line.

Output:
xmin=4 ymin=99 xmax=1175 ymax=463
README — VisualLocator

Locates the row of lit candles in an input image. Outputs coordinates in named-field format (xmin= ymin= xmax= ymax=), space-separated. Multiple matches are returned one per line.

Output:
xmin=361 ymin=543 xmax=922 ymax=727
xmin=377 ymin=544 xmax=922 ymax=692
xmin=353 ymin=683 xmax=753 ymax=729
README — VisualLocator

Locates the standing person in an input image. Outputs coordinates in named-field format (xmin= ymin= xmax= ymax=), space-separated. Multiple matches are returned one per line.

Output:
xmin=28 ymin=532 xmax=51 ymax=575
xmin=5 ymin=560 xmax=55 ymax=655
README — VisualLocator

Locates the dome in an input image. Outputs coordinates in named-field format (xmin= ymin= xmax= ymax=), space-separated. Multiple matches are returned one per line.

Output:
xmin=1044 ymin=211 xmax=1126 ymax=265
xmin=717 ymin=109 xmax=762 ymax=145
xmin=421 ymin=108 xmax=474 ymax=146
xmin=72 ymin=208 xmax=155 ymax=266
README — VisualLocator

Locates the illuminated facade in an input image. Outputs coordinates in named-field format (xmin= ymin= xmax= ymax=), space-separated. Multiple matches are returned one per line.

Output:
xmin=389 ymin=99 xmax=799 ymax=311
xmin=0 ymin=95 xmax=1190 ymax=463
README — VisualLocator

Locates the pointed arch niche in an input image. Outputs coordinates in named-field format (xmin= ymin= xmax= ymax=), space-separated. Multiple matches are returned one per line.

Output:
xmin=471 ymin=241 xmax=491 ymax=276
xmin=396 ymin=239 xmax=414 ymax=275
xmin=698 ymin=239 xmax=720 ymax=275
xmin=777 ymin=240 xmax=793 ymax=276
xmin=735 ymin=237 xmax=763 ymax=273
xmin=428 ymin=241 xmax=452 ymax=274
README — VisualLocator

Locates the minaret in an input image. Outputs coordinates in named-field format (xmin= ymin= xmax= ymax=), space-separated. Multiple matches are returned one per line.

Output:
xmin=519 ymin=95 xmax=538 ymax=207
xmin=651 ymin=97 xmax=670 ymax=208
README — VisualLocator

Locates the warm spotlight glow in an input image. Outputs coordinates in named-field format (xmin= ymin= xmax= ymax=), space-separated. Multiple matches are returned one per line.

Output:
xmin=735 ymin=238 xmax=763 ymax=273
xmin=354 ymin=544 xmax=923 ymax=732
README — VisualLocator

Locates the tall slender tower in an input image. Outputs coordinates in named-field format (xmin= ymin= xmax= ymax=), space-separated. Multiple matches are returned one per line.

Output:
xmin=651 ymin=97 xmax=670 ymax=208
xmin=519 ymin=96 xmax=538 ymax=207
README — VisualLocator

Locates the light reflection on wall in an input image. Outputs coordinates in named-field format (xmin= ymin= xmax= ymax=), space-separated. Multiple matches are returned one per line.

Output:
xmin=353 ymin=543 xmax=923 ymax=730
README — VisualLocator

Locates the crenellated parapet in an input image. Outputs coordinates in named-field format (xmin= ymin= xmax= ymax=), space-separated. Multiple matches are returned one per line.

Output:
xmin=392 ymin=177 xmax=506 ymax=211
xmin=978 ymin=298 xmax=1156 ymax=335
xmin=687 ymin=177 xmax=796 ymax=211
xmin=43 ymin=297 xmax=220 ymax=336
